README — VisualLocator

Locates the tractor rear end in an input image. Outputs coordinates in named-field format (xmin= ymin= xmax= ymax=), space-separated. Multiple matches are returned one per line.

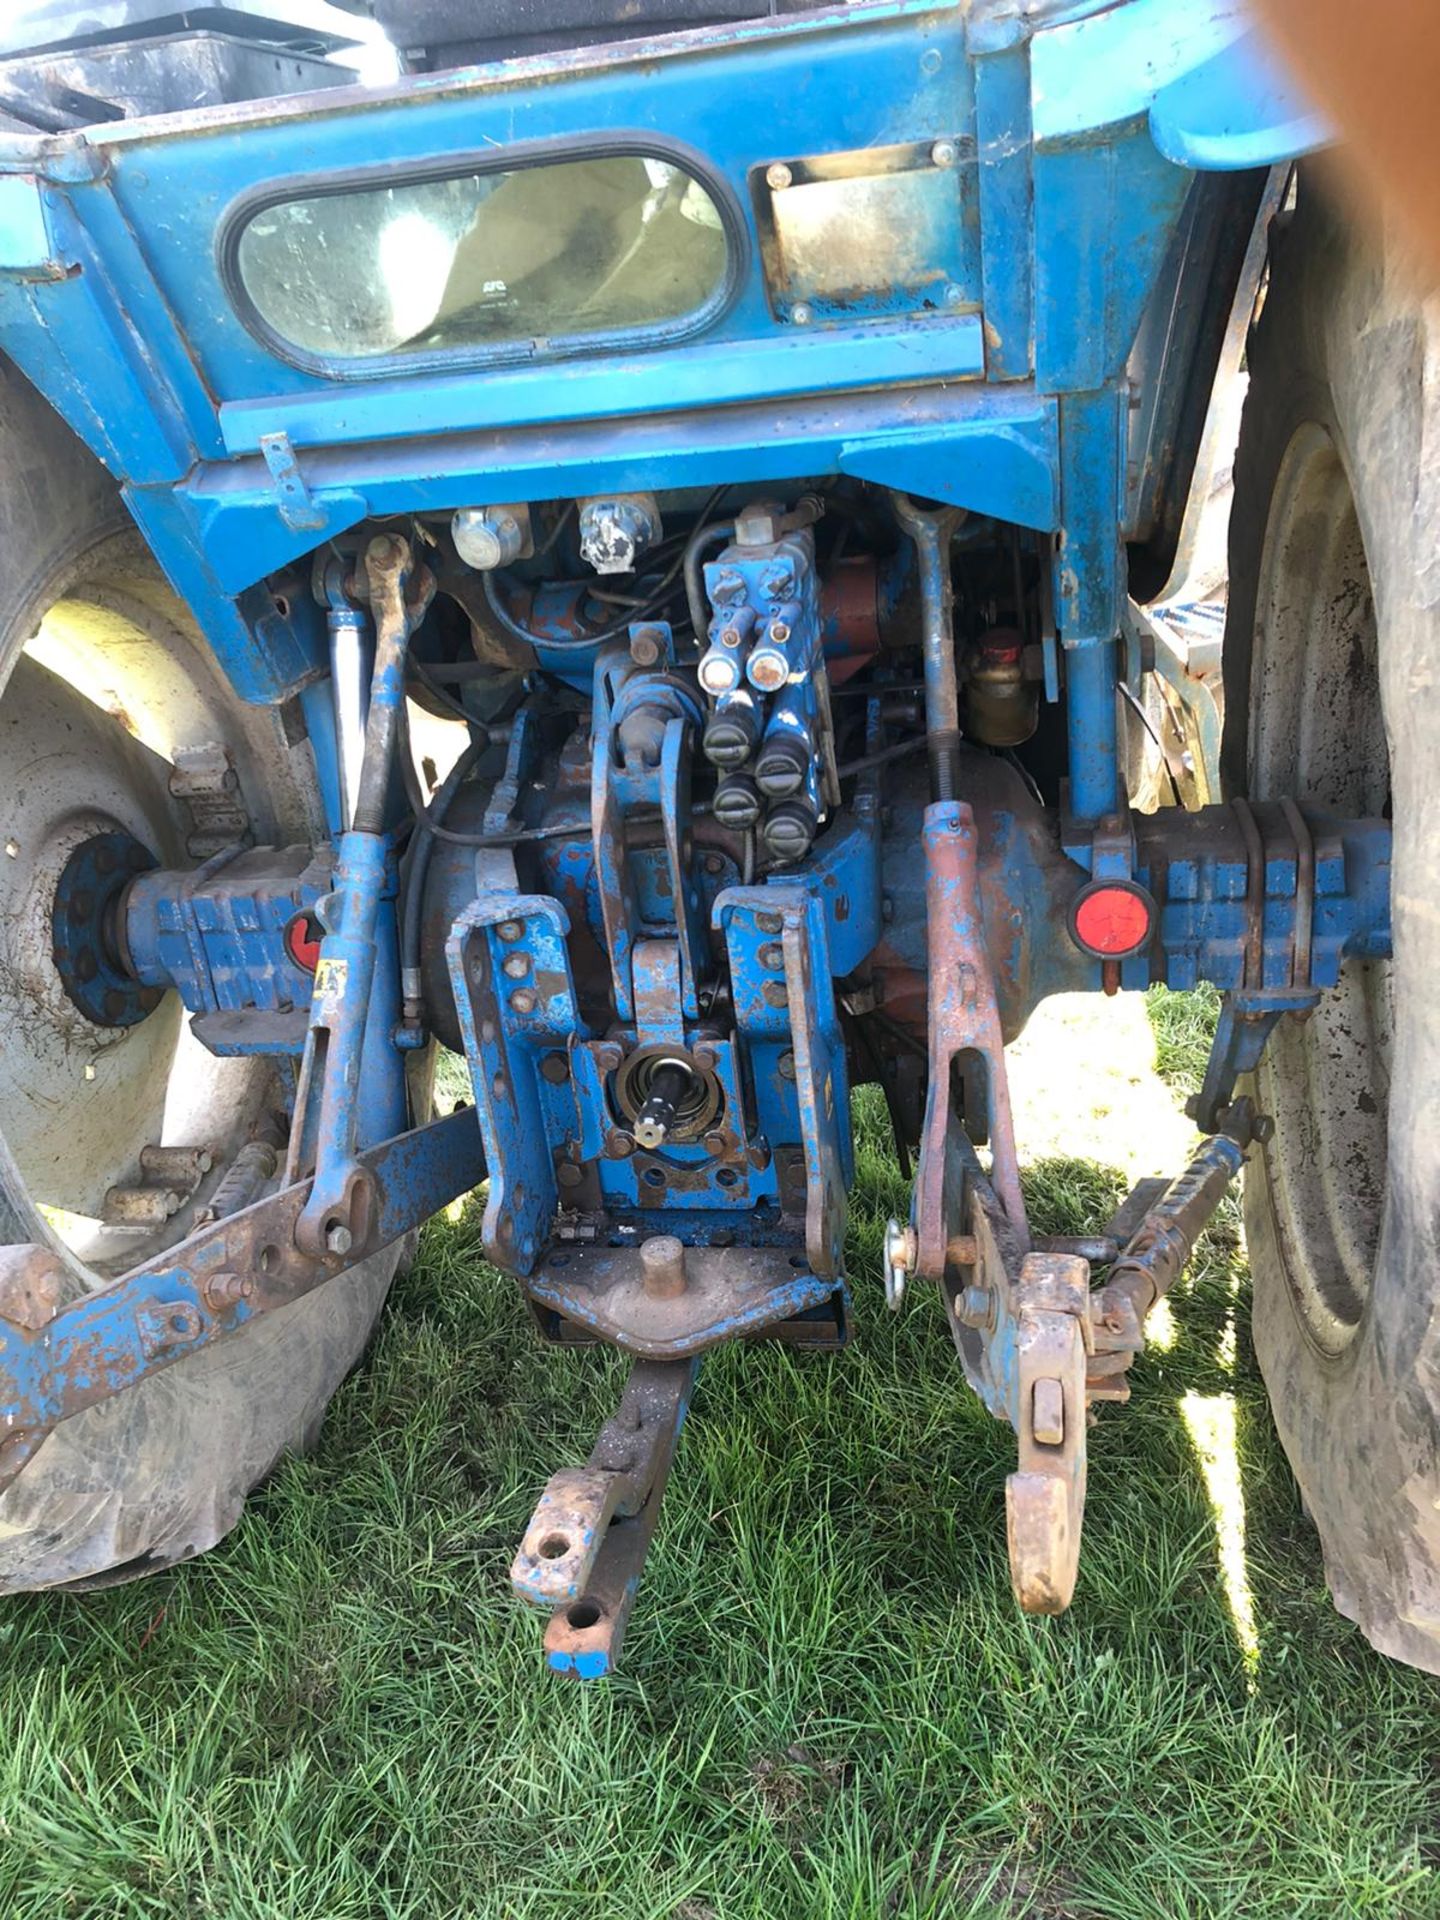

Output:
xmin=0 ymin=0 xmax=1429 ymax=1675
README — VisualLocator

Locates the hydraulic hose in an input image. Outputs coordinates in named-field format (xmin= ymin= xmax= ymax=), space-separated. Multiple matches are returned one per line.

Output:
xmin=400 ymin=733 xmax=486 ymax=1021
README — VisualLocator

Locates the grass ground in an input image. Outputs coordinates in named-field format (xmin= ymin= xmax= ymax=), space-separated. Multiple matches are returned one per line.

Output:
xmin=1 ymin=990 xmax=1437 ymax=1919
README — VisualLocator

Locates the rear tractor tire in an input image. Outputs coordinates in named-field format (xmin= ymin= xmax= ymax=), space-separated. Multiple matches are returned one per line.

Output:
xmin=0 ymin=359 xmax=406 ymax=1591
xmin=1223 ymin=173 xmax=1440 ymax=1671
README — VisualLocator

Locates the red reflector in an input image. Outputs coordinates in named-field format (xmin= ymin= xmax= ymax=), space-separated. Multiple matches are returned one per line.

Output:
xmin=285 ymin=910 xmax=323 ymax=973
xmin=1071 ymin=882 xmax=1153 ymax=959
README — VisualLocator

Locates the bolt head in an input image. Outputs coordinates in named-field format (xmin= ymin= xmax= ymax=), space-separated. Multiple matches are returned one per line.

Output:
xmin=605 ymin=1130 xmax=636 ymax=1160
xmin=777 ymin=1049 xmax=796 ymax=1081
xmin=326 ymin=1223 xmax=354 ymax=1257
xmin=501 ymin=952 xmax=530 ymax=980
xmin=790 ymin=302 xmax=813 ymax=326
xmin=497 ymin=920 xmax=524 ymax=942
xmin=509 ymin=987 xmax=538 ymax=1015
xmin=931 ymin=139 xmax=957 ymax=167
xmin=958 ymin=1285 xmax=993 ymax=1329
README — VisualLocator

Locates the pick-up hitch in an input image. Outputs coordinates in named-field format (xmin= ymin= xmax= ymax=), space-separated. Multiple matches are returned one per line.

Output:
xmin=886 ymin=799 xmax=1249 ymax=1612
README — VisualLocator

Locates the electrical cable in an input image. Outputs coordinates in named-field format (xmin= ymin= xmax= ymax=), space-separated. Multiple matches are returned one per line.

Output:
xmin=480 ymin=487 xmax=727 ymax=653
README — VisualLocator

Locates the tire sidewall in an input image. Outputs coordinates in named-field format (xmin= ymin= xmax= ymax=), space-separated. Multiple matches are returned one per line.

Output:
xmin=1223 ymin=182 xmax=1440 ymax=1661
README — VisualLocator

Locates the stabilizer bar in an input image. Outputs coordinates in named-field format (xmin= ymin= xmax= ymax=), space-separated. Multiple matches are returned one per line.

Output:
xmin=0 ymin=1108 xmax=484 ymax=1491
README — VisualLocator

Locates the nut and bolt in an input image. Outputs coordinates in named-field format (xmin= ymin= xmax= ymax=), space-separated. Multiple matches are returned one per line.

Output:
xmin=509 ymin=988 xmax=539 ymax=1015
xmin=497 ymin=920 xmax=524 ymax=942
xmin=790 ymin=302 xmax=813 ymax=326
xmin=203 ymin=1270 xmax=255 ymax=1312
xmin=755 ymin=911 xmax=784 ymax=936
xmin=702 ymin=1129 xmax=729 ymax=1159
xmin=501 ymin=952 xmax=530 ymax=979
xmin=777 ymin=1049 xmax=796 ymax=1081
xmin=762 ymin=980 xmax=789 ymax=1009
xmin=556 ymin=1162 xmax=585 ymax=1190
xmin=595 ymin=1042 xmax=625 ymax=1074
xmin=605 ymin=1130 xmax=636 ymax=1160
xmin=326 ymin=1223 xmax=354 ymax=1257
xmin=957 ymin=1284 xmax=993 ymax=1329
xmin=629 ymin=623 xmax=666 ymax=667
xmin=931 ymin=138 xmax=958 ymax=167
xmin=757 ymin=942 xmax=785 ymax=972
xmin=766 ymin=161 xmax=793 ymax=191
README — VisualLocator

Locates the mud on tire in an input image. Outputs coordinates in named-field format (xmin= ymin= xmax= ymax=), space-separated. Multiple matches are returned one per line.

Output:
xmin=1223 ymin=172 xmax=1440 ymax=1671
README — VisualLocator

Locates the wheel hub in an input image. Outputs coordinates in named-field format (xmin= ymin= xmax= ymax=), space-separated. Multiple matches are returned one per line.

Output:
xmin=51 ymin=829 xmax=162 ymax=1029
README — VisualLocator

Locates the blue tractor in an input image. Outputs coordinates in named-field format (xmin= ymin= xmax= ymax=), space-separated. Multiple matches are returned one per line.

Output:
xmin=0 ymin=0 xmax=1424 ymax=1677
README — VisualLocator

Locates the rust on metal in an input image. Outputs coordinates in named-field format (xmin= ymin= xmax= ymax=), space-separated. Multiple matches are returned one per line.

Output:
xmin=913 ymin=799 xmax=1028 ymax=1292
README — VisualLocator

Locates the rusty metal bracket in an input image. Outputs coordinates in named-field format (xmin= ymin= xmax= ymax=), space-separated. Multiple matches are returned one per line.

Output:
xmin=0 ymin=1107 xmax=484 ymax=1492
xmin=523 ymin=1237 xmax=841 ymax=1359
xmin=908 ymin=798 xmax=1028 ymax=1297
xmin=936 ymin=1137 xmax=1093 ymax=1614
xmin=1006 ymin=1254 xmax=1091 ymax=1614
xmin=511 ymin=1355 xmax=698 ymax=1679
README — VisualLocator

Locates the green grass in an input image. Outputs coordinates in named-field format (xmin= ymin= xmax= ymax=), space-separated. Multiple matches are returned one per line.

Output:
xmin=1 ymin=991 xmax=1437 ymax=1918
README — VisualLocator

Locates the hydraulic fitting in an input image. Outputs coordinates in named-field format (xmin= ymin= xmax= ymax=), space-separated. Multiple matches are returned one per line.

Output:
xmin=451 ymin=503 xmax=531 ymax=571
xmin=703 ymin=690 xmax=761 ymax=768
xmin=579 ymin=494 xmax=662 ymax=575
xmin=754 ymin=729 xmax=811 ymax=798
xmin=713 ymin=772 xmax=763 ymax=830
xmin=762 ymin=796 xmax=818 ymax=864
